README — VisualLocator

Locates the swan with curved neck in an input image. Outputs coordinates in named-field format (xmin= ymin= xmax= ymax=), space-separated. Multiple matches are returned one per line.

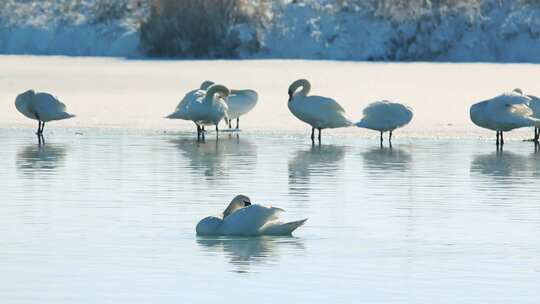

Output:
xmin=288 ymin=79 xmax=311 ymax=101
xmin=287 ymin=79 xmax=352 ymax=142
xmin=15 ymin=89 xmax=75 ymax=144
xmin=166 ymin=84 xmax=229 ymax=140
xmin=200 ymin=80 xmax=258 ymax=130
xmin=196 ymin=195 xmax=307 ymax=236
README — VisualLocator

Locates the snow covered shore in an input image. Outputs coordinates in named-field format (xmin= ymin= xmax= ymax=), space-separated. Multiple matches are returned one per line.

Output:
xmin=1 ymin=0 xmax=540 ymax=62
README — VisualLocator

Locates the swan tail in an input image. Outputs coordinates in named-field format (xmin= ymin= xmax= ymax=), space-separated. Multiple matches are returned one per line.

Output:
xmin=263 ymin=218 xmax=308 ymax=236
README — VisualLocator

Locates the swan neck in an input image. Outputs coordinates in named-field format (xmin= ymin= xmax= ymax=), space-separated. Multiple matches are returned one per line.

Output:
xmin=205 ymin=85 xmax=229 ymax=104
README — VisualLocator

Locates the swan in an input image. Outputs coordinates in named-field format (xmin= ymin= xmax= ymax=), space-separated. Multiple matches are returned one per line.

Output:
xmin=287 ymin=79 xmax=352 ymax=142
xmin=167 ymin=84 xmax=230 ymax=139
xmin=15 ymin=90 xmax=75 ymax=143
xmin=200 ymin=81 xmax=258 ymax=130
xmin=470 ymin=90 xmax=540 ymax=146
xmin=355 ymin=100 xmax=413 ymax=145
xmin=196 ymin=195 xmax=307 ymax=236
xmin=513 ymin=88 xmax=540 ymax=143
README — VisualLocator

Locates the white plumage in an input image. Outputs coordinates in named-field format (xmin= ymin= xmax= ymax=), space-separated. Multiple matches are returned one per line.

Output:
xmin=166 ymin=84 xmax=230 ymax=138
xmin=287 ymin=79 xmax=352 ymax=141
xmin=513 ymin=88 xmax=540 ymax=142
xmin=196 ymin=195 xmax=307 ymax=236
xmin=15 ymin=89 xmax=75 ymax=137
xmin=470 ymin=90 xmax=540 ymax=145
xmin=355 ymin=100 xmax=413 ymax=144
xmin=200 ymin=80 xmax=258 ymax=129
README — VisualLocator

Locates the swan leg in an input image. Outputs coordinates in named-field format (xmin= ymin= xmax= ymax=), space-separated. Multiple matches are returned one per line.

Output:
xmin=535 ymin=128 xmax=539 ymax=142
xmin=41 ymin=121 xmax=45 ymax=134
xmin=236 ymin=118 xmax=239 ymax=130
xmin=228 ymin=119 xmax=232 ymax=129
xmin=496 ymin=131 xmax=500 ymax=146
xmin=389 ymin=131 xmax=393 ymax=143
xmin=318 ymin=128 xmax=321 ymax=142
xmin=196 ymin=124 xmax=201 ymax=140
xmin=310 ymin=127 xmax=315 ymax=141
xmin=500 ymin=131 xmax=504 ymax=146
xmin=380 ymin=131 xmax=384 ymax=145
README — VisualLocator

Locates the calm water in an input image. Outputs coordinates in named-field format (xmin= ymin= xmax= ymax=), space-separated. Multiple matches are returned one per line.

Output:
xmin=1 ymin=128 xmax=539 ymax=303
xmin=1 ymin=57 xmax=540 ymax=303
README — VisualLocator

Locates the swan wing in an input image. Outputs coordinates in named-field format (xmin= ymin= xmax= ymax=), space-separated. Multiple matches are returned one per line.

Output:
xmin=226 ymin=90 xmax=258 ymax=118
xmin=356 ymin=101 xmax=413 ymax=131
xmin=196 ymin=216 xmax=224 ymax=235
xmin=167 ymin=89 xmax=204 ymax=119
xmin=291 ymin=95 xmax=352 ymax=128
xmin=221 ymin=205 xmax=284 ymax=236
xmin=261 ymin=219 xmax=308 ymax=236
xmin=33 ymin=93 xmax=74 ymax=121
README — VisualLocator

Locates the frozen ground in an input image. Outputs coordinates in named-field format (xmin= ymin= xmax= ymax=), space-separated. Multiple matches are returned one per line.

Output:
xmin=1 ymin=56 xmax=540 ymax=140
xmin=1 ymin=56 xmax=540 ymax=303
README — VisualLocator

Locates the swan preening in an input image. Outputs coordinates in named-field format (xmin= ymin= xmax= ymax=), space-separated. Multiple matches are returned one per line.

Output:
xmin=355 ymin=100 xmax=413 ymax=145
xmin=167 ymin=83 xmax=230 ymax=140
xmin=15 ymin=90 xmax=75 ymax=144
xmin=201 ymin=81 xmax=258 ymax=130
xmin=470 ymin=90 xmax=540 ymax=146
xmin=288 ymin=79 xmax=353 ymax=142
xmin=196 ymin=195 xmax=307 ymax=236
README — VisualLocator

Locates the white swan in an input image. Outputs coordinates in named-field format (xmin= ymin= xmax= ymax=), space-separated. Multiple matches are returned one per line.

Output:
xmin=513 ymin=88 xmax=540 ymax=143
xmin=15 ymin=90 xmax=75 ymax=139
xmin=196 ymin=195 xmax=307 ymax=236
xmin=288 ymin=79 xmax=352 ymax=142
xmin=355 ymin=100 xmax=413 ymax=145
xmin=167 ymin=84 xmax=230 ymax=139
xmin=470 ymin=90 xmax=540 ymax=146
xmin=201 ymin=81 xmax=258 ymax=130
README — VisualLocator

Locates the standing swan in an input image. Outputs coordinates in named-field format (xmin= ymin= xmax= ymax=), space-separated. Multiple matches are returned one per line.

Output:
xmin=355 ymin=100 xmax=413 ymax=145
xmin=196 ymin=195 xmax=307 ymax=236
xmin=287 ymin=79 xmax=352 ymax=142
xmin=200 ymin=81 xmax=258 ymax=130
xmin=167 ymin=84 xmax=230 ymax=140
xmin=15 ymin=90 xmax=75 ymax=143
xmin=513 ymin=88 xmax=540 ymax=143
xmin=470 ymin=90 xmax=540 ymax=146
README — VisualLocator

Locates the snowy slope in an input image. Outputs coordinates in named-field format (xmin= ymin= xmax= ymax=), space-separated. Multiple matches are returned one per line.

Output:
xmin=1 ymin=0 xmax=540 ymax=62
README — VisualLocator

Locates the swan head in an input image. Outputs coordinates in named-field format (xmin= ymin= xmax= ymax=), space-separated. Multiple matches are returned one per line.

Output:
xmin=513 ymin=88 xmax=523 ymax=95
xmin=15 ymin=89 xmax=36 ymax=112
xmin=206 ymin=84 xmax=230 ymax=100
xmin=288 ymin=79 xmax=310 ymax=102
xmin=200 ymin=80 xmax=215 ymax=90
xmin=222 ymin=194 xmax=251 ymax=218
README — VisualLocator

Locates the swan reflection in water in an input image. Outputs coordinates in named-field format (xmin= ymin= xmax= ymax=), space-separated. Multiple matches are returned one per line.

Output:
xmin=288 ymin=145 xmax=346 ymax=195
xmin=361 ymin=146 xmax=412 ymax=172
xmin=197 ymin=236 xmax=304 ymax=273
xmin=470 ymin=150 xmax=530 ymax=179
xmin=16 ymin=144 xmax=67 ymax=173
xmin=170 ymin=135 xmax=256 ymax=180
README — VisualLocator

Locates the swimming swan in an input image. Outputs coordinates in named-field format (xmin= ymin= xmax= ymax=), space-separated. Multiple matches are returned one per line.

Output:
xmin=201 ymin=81 xmax=258 ymax=130
xmin=15 ymin=90 xmax=75 ymax=141
xmin=287 ymin=79 xmax=352 ymax=142
xmin=167 ymin=84 xmax=230 ymax=139
xmin=470 ymin=90 xmax=540 ymax=146
xmin=196 ymin=195 xmax=307 ymax=236
xmin=355 ymin=100 xmax=413 ymax=145
xmin=513 ymin=88 xmax=540 ymax=143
